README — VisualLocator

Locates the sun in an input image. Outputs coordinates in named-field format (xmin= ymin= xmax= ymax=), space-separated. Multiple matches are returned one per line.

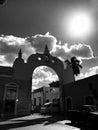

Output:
xmin=66 ymin=12 xmax=93 ymax=39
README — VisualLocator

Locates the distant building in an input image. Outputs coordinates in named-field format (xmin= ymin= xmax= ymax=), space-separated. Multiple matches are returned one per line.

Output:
xmin=32 ymin=86 xmax=59 ymax=112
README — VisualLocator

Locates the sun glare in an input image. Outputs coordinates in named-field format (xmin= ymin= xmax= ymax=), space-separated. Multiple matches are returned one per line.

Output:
xmin=64 ymin=11 xmax=94 ymax=40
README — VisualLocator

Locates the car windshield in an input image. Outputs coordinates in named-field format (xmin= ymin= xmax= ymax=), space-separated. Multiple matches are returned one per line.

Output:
xmin=43 ymin=103 xmax=51 ymax=108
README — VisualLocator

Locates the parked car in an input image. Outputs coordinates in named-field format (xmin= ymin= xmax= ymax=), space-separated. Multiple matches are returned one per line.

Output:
xmin=40 ymin=102 xmax=60 ymax=114
xmin=67 ymin=105 xmax=98 ymax=124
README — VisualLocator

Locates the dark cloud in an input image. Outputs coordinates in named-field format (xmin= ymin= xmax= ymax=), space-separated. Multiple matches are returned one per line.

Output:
xmin=26 ymin=32 xmax=57 ymax=53
xmin=51 ymin=43 xmax=94 ymax=61
xmin=70 ymin=43 xmax=94 ymax=59
xmin=0 ymin=35 xmax=35 ymax=65
xmin=80 ymin=57 xmax=98 ymax=72
xmin=0 ymin=42 xmax=19 ymax=54
xmin=4 ymin=54 xmax=16 ymax=63
xmin=51 ymin=44 xmax=71 ymax=61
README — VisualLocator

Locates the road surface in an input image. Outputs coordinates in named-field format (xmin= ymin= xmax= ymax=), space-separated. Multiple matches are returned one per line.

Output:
xmin=0 ymin=113 xmax=80 ymax=130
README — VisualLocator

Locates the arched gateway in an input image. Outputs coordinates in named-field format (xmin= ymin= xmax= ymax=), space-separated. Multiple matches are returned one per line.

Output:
xmin=12 ymin=45 xmax=74 ymax=115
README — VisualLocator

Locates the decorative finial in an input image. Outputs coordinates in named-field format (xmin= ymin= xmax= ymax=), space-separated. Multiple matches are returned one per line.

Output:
xmin=44 ymin=44 xmax=49 ymax=55
xmin=45 ymin=44 xmax=48 ymax=50
xmin=18 ymin=49 xmax=22 ymax=59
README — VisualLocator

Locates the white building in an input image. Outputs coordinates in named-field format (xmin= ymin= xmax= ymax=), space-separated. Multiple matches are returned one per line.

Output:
xmin=32 ymin=86 xmax=59 ymax=112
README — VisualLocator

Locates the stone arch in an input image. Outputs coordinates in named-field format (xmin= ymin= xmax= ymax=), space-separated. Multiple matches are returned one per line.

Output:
xmin=26 ymin=53 xmax=64 ymax=81
xmin=13 ymin=47 xmax=74 ymax=114
xmin=26 ymin=52 xmax=64 ymax=112
xmin=13 ymin=47 xmax=74 ymax=84
xmin=5 ymin=82 xmax=19 ymax=87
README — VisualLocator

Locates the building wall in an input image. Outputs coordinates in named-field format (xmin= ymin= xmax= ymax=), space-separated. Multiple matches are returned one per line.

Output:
xmin=14 ymin=79 xmax=32 ymax=116
xmin=1 ymin=62 xmax=98 ymax=117
xmin=0 ymin=75 xmax=13 ymax=116
xmin=64 ymin=74 xmax=98 ymax=111
xmin=45 ymin=87 xmax=59 ymax=102
xmin=0 ymin=72 xmax=32 ymax=117
xmin=33 ymin=91 xmax=44 ymax=106
xmin=32 ymin=87 xmax=59 ymax=112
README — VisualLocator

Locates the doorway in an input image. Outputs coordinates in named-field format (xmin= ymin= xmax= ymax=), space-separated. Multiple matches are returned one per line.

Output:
xmin=66 ymin=97 xmax=72 ymax=110
xmin=4 ymin=88 xmax=16 ymax=114
xmin=4 ymin=83 xmax=18 ymax=116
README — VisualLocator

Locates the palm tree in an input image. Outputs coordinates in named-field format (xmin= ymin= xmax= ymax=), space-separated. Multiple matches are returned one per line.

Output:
xmin=70 ymin=56 xmax=82 ymax=76
xmin=65 ymin=56 xmax=82 ymax=76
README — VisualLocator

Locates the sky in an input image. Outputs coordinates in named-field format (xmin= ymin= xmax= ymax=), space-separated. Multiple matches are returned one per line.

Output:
xmin=0 ymin=0 xmax=98 ymax=89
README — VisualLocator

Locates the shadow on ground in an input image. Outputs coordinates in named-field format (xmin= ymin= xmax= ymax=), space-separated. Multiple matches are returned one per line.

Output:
xmin=66 ymin=121 xmax=98 ymax=130
xmin=0 ymin=113 xmax=66 ymax=130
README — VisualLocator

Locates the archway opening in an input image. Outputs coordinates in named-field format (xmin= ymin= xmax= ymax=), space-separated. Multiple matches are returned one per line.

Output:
xmin=32 ymin=66 xmax=60 ymax=112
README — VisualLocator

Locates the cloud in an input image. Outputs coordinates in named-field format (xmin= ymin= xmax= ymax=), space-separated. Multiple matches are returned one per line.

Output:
xmin=0 ymin=35 xmax=34 ymax=66
xmin=0 ymin=33 xmax=96 ymax=88
xmin=26 ymin=32 xmax=57 ymax=53
xmin=0 ymin=33 xmax=58 ymax=66
xmin=70 ymin=43 xmax=94 ymax=59
xmin=76 ymin=66 xmax=98 ymax=80
xmin=33 ymin=66 xmax=58 ymax=82
xmin=0 ymin=33 xmax=95 ymax=66
xmin=51 ymin=43 xmax=94 ymax=61
xmin=32 ymin=66 xmax=58 ymax=89
xmin=0 ymin=55 xmax=10 ymax=66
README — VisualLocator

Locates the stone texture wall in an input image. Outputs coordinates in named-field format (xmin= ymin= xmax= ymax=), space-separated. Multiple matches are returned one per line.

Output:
xmin=14 ymin=79 xmax=32 ymax=116
xmin=0 ymin=75 xmax=12 ymax=117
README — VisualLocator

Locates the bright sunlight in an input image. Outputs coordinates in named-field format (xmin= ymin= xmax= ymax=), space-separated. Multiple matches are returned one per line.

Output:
xmin=65 ymin=11 xmax=94 ymax=39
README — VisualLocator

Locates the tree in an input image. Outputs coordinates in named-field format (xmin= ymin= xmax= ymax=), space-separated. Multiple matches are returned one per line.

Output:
xmin=65 ymin=56 xmax=82 ymax=76
xmin=49 ymin=81 xmax=60 ymax=88
xmin=71 ymin=56 xmax=82 ymax=76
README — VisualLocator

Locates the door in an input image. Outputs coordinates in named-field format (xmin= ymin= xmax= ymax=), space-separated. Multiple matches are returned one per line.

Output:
xmin=4 ymin=88 xmax=17 ymax=115
xmin=66 ymin=97 xmax=72 ymax=110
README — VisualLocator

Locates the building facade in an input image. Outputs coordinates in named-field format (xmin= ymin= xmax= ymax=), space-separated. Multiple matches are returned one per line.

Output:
xmin=63 ymin=74 xmax=98 ymax=111
xmin=32 ymin=86 xmax=59 ymax=112
xmin=0 ymin=65 xmax=32 ymax=118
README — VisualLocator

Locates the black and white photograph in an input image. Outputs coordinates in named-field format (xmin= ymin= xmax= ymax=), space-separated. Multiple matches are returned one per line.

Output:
xmin=0 ymin=0 xmax=98 ymax=130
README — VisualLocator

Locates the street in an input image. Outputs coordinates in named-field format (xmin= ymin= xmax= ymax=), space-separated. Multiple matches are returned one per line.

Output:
xmin=0 ymin=113 xmax=97 ymax=130
xmin=0 ymin=113 xmax=80 ymax=130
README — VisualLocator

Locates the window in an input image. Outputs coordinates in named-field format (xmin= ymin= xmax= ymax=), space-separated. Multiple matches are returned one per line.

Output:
xmin=6 ymin=88 xmax=17 ymax=100
xmin=52 ymin=98 xmax=56 ymax=102
xmin=57 ymin=98 xmax=60 ymax=102
xmin=46 ymin=99 xmax=49 ymax=102
xmin=34 ymin=98 xmax=36 ymax=106
xmin=39 ymin=97 xmax=41 ymax=106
